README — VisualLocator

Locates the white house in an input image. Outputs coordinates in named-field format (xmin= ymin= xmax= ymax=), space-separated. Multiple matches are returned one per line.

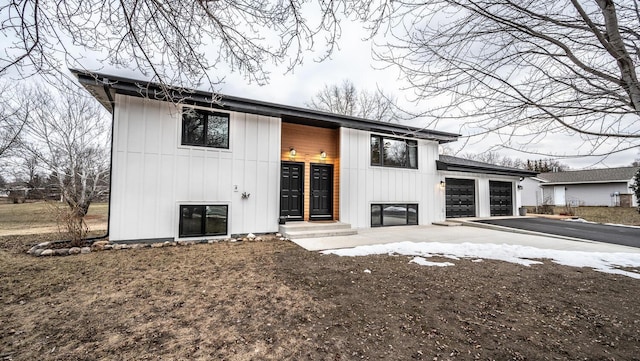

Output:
xmin=74 ymin=70 xmax=536 ymax=242
xmin=521 ymin=167 xmax=639 ymax=208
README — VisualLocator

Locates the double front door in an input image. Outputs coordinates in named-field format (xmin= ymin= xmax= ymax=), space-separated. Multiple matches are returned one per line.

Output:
xmin=280 ymin=162 xmax=333 ymax=220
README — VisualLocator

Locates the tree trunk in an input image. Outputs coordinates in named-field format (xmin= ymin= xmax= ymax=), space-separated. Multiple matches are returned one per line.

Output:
xmin=596 ymin=0 xmax=640 ymax=111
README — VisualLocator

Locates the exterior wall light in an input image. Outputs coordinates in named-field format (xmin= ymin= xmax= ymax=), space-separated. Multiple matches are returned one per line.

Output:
xmin=320 ymin=150 xmax=327 ymax=159
xmin=439 ymin=180 xmax=446 ymax=188
xmin=289 ymin=147 xmax=296 ymax=157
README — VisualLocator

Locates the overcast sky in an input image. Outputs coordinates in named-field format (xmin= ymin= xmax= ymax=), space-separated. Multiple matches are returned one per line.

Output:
xmin=2 ymin=13 xmax=638 ymax=170
xmin=213 ymin=21 xmax=639 ymax=170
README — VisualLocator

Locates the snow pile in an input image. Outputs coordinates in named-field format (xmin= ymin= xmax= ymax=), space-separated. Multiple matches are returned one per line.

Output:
xmin=564 ymin=218 xmax=640 ymax=229
xmin=321 ymin=242 xmax=640 ymax=279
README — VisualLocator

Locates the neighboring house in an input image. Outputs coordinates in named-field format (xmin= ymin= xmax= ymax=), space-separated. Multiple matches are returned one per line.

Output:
xmin=73 ymin=70 xmax=536 ymax=242
xmin=521 ymin=167 xmax=639 ymax=207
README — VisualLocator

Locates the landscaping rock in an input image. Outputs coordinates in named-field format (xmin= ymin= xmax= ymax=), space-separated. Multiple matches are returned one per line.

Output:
xmin=40 ymin=249 xmax=53 ymax=257
xmin=33 ymin=249 xmax=44 ymax=256
xmin=69 ymin=247 xmax=81 ymax=255
xmin=103 ymin=244 xmax=113 ymax=250
xmin=151 ymin=243 xmax=164 ymax=248
xmin=54 ymin=249 xmax=69 ymax=256
xmin=92 ymin=240 xmax=110 ymax=250
xmin=247 ymin=233 xmax=256 ymax=240
xmin=80 ymin=247 xmax=91 ymax=254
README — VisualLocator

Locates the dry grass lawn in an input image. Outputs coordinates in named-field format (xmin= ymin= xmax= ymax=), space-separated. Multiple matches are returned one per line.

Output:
xmin=0 ymin=202 xmax=108 ymax=236
xmin=2 ymin=231 xmax=640 ymax=360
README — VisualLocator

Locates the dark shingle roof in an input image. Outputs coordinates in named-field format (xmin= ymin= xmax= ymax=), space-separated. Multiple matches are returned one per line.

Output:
xmin=70 ymin=69 xmax=460 ymax=144
xmin=538 ymin=167 xmax=639 ymax=185
xmin=436 ymin=155 xmax=538 ymax=177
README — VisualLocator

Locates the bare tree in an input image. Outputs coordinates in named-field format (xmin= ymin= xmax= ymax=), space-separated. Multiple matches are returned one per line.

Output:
xmin=20 ymin=83 xmax=110 ymax=242
xmin=458 ymin=151 xmax=526 ymax=169
xmin=307 ymin=79 xmax=398 ymax=122
xmin=0 ymin=81 xmax=28 ymax=159
xmin=349 ymin=0 xmax=640 ymax=157
xmin=0 ymin=1 xmax=348 ymax=88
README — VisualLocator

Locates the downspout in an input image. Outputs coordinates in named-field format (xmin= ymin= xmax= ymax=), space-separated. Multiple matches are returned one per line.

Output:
xmin=86 ymin=80 xmax=115 ymax=243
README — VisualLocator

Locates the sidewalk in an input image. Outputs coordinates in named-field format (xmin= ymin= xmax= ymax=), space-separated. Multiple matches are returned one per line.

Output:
xmin=292 ymin=224 xmax=640 ymax=253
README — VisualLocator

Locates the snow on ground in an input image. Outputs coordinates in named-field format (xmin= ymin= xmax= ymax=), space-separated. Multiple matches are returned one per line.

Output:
xmin=565 ymin=218 xmax=640 ymax=229
xmin=321 ymin=242 xmax=640 ymax=279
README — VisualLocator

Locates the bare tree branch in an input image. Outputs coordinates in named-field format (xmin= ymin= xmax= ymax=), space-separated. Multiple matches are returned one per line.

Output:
xmin=307 ymin=79 xmax=399 ymax=122
xmin=355 ymin=0 xmax=640 ymax=157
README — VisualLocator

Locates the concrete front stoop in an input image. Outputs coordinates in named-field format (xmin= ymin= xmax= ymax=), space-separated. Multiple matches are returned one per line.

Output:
xmin=279 ymin=222 xmax=357 ymax=239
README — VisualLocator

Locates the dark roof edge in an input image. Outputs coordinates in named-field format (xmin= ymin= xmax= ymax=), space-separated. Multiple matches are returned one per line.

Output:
xmin=436 ymin=160 xmax=538 ymax=177
xmin=71 ymin=69 xmax=460 ymax=143
xmin=539 ymin=180 xmax=631 ymax=186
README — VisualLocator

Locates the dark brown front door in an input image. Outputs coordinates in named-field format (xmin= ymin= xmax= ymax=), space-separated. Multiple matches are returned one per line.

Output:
xmin=310 ymin=164 xmax=333 ymax=219
xmin=280 ymin=162 xmax=304 ymax=220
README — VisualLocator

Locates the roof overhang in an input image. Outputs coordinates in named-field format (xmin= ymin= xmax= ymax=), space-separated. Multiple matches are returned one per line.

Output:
xmin=539 ymin=180 xmax=630 ymax=186
xmin=71 ymin=69 xmax=460 ymax=144
xmin=436 ymin=160 xmax=538 ymax=177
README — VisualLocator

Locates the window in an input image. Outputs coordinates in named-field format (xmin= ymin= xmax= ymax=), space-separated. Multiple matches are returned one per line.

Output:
xmin=371 ymin=204 xmax=418 ymax=227
xmin=179 ymin=205 xmax=228 ymax=237
xmin=182 ymin=107 xmax=229 ymax=149
xmin=370 ymin=135 xmax=417 ymax=169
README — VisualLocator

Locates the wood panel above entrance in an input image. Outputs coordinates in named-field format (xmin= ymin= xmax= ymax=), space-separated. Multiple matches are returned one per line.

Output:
xmin=281 ymin=122 xmax=339 ymax=221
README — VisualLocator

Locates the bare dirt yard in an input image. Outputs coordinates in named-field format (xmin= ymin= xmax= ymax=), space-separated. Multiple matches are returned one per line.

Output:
xmin=2 ymin=232 xmax=640 ymax=360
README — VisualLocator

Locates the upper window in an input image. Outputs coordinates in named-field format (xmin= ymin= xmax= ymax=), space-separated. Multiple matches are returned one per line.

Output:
xmin=182 ymin=107 xmax=229 ymax=149
xmin=370 ymin=135 xmax=418 ymax=169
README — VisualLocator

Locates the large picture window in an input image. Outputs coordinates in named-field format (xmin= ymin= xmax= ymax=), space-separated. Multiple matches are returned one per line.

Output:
xmin=371 ymin=204 xmax=418 ymax=227
xmin=182 ymin=107 xmax=229 ymax=149
xmin=370 ymin=135 xmax=417 ymax=169
xmin=179 ymin=205 xmax=228 ymax=237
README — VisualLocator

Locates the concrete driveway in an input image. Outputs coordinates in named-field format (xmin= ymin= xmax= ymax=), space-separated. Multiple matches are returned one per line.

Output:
xmin=474 ymin=218 xmax=640 ymax=248
xmin=292 ymin=224 xmax=640 ymax=253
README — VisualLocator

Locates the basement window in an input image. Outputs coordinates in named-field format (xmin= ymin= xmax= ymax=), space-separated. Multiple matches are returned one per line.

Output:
xmin=371 ymin=204 xmax=418 ymax=227
xmin=179 ymin=205 xmax=228 ymax=237
xmin=182 ymin=107 xmax=229 ymax=149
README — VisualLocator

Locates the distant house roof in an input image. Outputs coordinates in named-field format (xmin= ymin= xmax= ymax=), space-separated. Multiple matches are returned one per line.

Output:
xmin=436 ymin=155 xmax=538 ymax=177
xmin=537 ymin=167 xmax=639 ymax=185
xmin=71 ymin=69 xmax=460 ymax=144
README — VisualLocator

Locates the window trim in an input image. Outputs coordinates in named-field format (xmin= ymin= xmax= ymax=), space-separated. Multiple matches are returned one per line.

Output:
xmin=181 ymin=107 xmax=230 ymax=149
xmin=371 ymin=203 xmax=419 ymax=227
xmin=179 ymin=204 xmax=229 ymax=238
xmin=370 ymin=134 xmax=418 ymax=169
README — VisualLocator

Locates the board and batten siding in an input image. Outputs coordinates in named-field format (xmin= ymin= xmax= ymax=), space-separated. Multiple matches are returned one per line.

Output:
xmin=110 ymin=95 xmax=281 ymax=241
xmin=339 ymin=128 xmax=442 ymax=228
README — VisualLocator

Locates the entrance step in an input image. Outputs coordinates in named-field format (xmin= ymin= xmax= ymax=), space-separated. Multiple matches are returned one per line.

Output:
xmin=280 ymin=222 xmax=357 ymax=239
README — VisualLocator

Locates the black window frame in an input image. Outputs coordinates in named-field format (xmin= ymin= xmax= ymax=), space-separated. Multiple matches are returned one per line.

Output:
xmin=179 ymin=204 xmax=228 ymax=238
xmin=370 ymin=135 xmax=418 ymax=169
xmin=181 ymin=107 xmax=230 ymax=149
xmin=371 ymin=203 xmax=419 ymax=227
